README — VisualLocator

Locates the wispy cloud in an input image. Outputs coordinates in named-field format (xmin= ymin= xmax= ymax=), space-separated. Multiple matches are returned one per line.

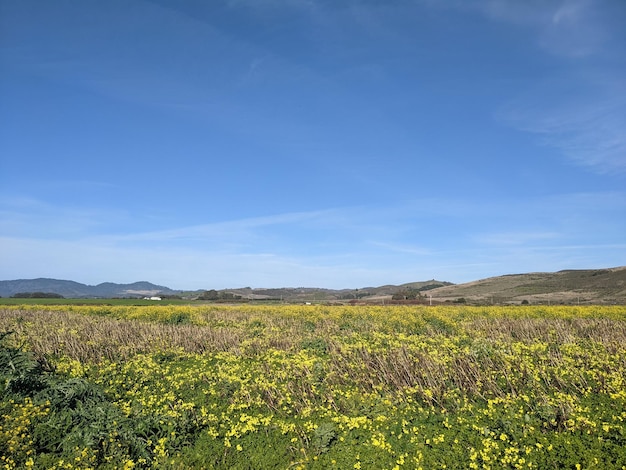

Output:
xmin=471 ymin=0 xmax=610 ymax=58
xmin=0 ymin=234 xmax=439 ymax=289
xmin=541 ymin=0 xmax=610 ymax=58
xmin=473 ymin=231 xmax=561 ymax=246
xmin=462 ymin=0 xmax=626 ymax=173
xmin=2 ymin=191 xmax=624 ymax=288
xmin=498 ymin=87 xmax=626 ymax=173
xmin=368 ymin=241 xmax=433 ymax=256
xmin=0 ymin=196 xmax=131 ymax=239
xmin=114 ymin=210 xmax=333 ymax=242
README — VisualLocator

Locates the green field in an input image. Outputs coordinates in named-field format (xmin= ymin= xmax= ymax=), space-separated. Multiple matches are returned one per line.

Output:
xmin=1 ymin=304 xmax=625 ymax=469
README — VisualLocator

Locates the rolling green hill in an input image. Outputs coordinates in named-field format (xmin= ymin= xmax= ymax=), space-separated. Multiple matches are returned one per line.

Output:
xmin=427 ymin=267 xmax=626 ymax=305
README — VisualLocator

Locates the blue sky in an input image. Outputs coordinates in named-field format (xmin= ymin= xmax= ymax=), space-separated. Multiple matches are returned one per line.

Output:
xmin=1 ymin=0 xmax=625 ymax=290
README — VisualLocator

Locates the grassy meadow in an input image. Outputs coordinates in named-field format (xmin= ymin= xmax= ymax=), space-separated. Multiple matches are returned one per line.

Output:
xmin=1 ymin=304 xmax=625 ymax=469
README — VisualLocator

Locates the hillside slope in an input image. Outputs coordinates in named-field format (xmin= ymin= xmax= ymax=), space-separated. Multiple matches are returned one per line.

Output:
xmin=427 ymin=267 xmax=626 ymax=304
xmin=0 ymin=279 xmax=179 ymax=298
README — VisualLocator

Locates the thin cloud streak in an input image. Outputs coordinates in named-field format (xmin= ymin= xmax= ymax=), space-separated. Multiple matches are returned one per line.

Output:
xmin=2 ymin=234 xmax=622 ymax=290
xmin=368 ymin=241 xmax=433 ymax=256
xmin=1 ymin=191 xmax=624 ymax=288
xmin=471 ymin=0 xmax=610 ymax=58
xmin=472 ymin=0 xmax=626 ymax=173
xmin=111 ymin=209 xmax=337 ymax=243
xmin=473 ymin=231 xmax=561 ymax=246
xmin=498 ymin=92 xmax=626 ymax=173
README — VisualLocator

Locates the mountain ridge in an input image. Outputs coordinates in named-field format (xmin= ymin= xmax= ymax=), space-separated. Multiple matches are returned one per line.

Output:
xmin=0 ymin=278 xmax=178 ymax=298
xmin=1 ymin=266 xmax=625 ymax=303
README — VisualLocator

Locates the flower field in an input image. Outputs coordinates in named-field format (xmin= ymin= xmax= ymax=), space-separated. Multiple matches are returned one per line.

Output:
xmin=1 ymin=304 xmax=626 ymax=469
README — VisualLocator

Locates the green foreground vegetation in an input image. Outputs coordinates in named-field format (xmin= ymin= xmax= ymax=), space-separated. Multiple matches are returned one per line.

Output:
xmin=1 ymin=304 xmax=625 ymax=469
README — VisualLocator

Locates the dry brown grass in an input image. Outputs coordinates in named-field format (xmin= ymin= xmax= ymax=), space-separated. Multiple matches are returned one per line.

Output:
xmin=0 ymin=309 xmax=246 ymax=362
xmin=2 ymin=306 xmax=625 ymax=408
xmin=465 ymin=317 xmax=626 ymax=350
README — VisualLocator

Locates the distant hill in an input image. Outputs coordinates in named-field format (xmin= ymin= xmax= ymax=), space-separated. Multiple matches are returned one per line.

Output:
xmin=220 ymin=269 xmax=626 ymax=304
xmin=223 ymin=280 xmax=453 ymax=302
xmin=1 ymin=267 xmax=624 ymax=303
xmin=427 ymin=267 xmax=626 ymax=305
xmin=0 ymin=278 xmax=179 ymax=299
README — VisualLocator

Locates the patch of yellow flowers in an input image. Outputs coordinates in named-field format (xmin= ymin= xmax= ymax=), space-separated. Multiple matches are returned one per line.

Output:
xmin=1 ymin=304 xmax=625 ymax=468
